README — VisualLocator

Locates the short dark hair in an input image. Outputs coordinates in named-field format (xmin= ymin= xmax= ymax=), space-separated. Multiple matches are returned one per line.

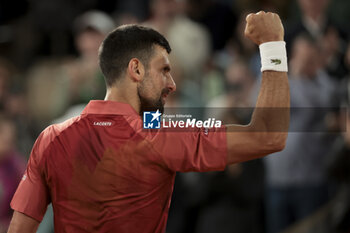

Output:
xmin=99 ymin=24 xmax=171 ymax=87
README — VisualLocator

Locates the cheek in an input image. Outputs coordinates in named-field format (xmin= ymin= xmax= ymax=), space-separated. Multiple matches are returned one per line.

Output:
xmin=139 ymin=76 xmax=161 ymax=100
xmin=151 ymin=73 xmax=166 ymax=93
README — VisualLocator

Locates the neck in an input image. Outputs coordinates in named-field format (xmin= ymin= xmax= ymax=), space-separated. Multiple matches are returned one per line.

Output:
xmin=104 ymin=84 xmax=141 ymax=114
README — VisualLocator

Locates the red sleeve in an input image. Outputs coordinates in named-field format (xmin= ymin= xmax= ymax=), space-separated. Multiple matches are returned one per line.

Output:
xmin=10 ymin=132 xmax=51 ymax=222
xmin=144 ymin=126 xmax=227 ymax=172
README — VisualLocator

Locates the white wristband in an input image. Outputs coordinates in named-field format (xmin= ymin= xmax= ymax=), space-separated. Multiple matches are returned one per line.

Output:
xmin=259 ymin=41 xmax=288 ymax=72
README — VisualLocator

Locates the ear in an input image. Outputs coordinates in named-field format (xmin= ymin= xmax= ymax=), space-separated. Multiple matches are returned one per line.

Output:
xmin=127 ymin=58 xmax=145 ymax=82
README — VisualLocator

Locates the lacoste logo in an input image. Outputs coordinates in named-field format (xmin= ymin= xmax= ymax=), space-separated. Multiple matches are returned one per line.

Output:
xmin=270 ymin=59 xmax=281 ymax=65
xmin=93 ymin=121 xmax=112 ymax=126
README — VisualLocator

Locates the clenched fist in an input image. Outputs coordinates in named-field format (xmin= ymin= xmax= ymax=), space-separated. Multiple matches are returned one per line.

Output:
xmin=244 ymin=11 xmax=284 ymax=45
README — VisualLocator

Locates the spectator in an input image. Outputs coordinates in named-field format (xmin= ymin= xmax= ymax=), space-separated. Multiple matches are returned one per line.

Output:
xmin=26 ymin=11 xmax=115 ymax=129
xmin=0 ymin=115 xmax=25 ymax=232
xmin=196 ymin=60 xmax=263 ymax=233
xmin=144 ymin=0 xmax=211 ymax=82
xmin=285 ymin=0 xmax=348 ymax=78
xmin=264 ymin=34 xmax=339 ymax=233
xmin=67 ymin=10 xmax=115 ymax=104
xmin=204 ymin=59 xmax=257 ymax=132
xmin=168 ymin=60 xmax=262 ymax=233
xmin=326 ymin=108 xmax=350 ymax=233
xmin=0 ymin=58 xmax=14 ymax=110
xmin=144 ymin=0 xmax=212 ymax=109
xmin=0 ymin=58 xmax=33 ymax=156
xmin=212 ymin=13 xmax=260 ymax=77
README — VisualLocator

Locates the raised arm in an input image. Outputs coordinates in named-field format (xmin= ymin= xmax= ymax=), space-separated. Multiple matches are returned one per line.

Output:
xmin=226 ymin=12 xmax=290 ymax=164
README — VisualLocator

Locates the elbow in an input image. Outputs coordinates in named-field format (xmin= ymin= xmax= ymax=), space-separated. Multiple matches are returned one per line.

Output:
xmin=271 ymin=137 xmax=286 ymax=152
xmin=262 ymin=132 xmax=288 ymax=153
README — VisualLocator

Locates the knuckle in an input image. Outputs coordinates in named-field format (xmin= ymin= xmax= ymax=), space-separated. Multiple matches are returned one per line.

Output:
xmin=244 ymin=27 xmax=253 ymax=37
xmin=246 ymin=13 xmax=253 ymax=21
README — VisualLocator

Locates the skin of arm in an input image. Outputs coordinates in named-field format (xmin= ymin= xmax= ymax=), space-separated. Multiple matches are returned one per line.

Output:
xmin=226 ymin=12 xmax=290 ymax=164
xmin=7 ymin=211 xmax=40 ymax=233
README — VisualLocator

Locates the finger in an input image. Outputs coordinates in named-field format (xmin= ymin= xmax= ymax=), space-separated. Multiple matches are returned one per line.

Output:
xmin=244 ymin=26 xmax=253 ymax=39
xmin=246 ymin=13 xmax=254 ymax=22
xmin=244 ymin=26 xmax=249 ymax=38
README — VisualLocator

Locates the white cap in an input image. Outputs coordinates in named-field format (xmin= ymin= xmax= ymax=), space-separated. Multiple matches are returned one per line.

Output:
xmin=74 ymin=11 xmax=115 ymax=35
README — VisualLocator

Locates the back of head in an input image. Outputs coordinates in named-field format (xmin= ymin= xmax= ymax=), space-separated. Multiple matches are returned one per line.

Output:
xmin=98 ymin=25 xmax=171 ymax=87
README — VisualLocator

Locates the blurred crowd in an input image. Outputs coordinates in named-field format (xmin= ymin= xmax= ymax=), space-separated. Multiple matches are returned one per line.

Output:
xmin=0 ymin=0 xmax=350 ymax=232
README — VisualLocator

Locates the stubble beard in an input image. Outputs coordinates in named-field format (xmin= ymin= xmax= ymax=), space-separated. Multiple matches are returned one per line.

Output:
xmin=137 ymin=83 xmax=165 ymax=116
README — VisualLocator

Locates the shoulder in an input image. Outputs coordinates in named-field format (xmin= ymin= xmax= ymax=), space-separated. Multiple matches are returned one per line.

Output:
xmin=43 ymin=116 xmax=81 ymax=141
xmin=32 ymin=116 xmax=82 ymax=161
xmin=122 ymin=114 xmax=143 ymax=131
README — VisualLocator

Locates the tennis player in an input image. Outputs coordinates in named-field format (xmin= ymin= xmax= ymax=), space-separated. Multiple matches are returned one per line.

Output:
xmin=8 ymin=11 xmax=289 ymax=233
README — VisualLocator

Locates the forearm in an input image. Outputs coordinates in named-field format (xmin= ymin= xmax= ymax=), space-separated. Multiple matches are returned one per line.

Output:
xmin=7 ymin=211 xmax=39 ymax=233
xmin=250 ymin=71 xmax=290 ymax=133
xmin=226 ymin=71 xmax=289 ymax=164
xmin=226 ymin=12 xmax=290 ymax=164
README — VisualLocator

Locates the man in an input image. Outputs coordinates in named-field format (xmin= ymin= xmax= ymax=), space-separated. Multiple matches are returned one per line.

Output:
xmin=7 ymin=12 xmax=289 ymax=233
xmin=264 ymin=34 xmax=338 ymax=233
xmin=0 ymin=116 xmax=25 ymax=232
xmin=285 ymin=0 xmax=348 ymax=78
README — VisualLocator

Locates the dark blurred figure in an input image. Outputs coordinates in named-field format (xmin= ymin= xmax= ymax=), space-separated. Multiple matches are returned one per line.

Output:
xmin=145 ymin=0 xmax=211 ymax=78
xmin=0 ymin=0 xmax=28 ymax=69
xmin=144 ymin=0 xmax=211 ymax=108
xmin=278 ymin=88 xmax=350 ymax=232
xmin=0 ymin=115 xmax=25 ymax=233
xmin=8 ymin=0 xmax=80 ymax=69
xmin=192 ymin=160 xmax=265 ymax=233
xmin=26 ymin=11 xmax=115 ymax=130
xmin=115 ymin=0 xmax=149 ymax=21
xmin=264 ymin=34 xmax=339 ymax=233
xmin=211 ymin=13 xmax=260 ymax=79
xmin=0 ymin=58 xmax=13 ymax=110
xmin=169 ymin=61 xmax=263 ymax=233
xmin=326 ymin=113 xmax=350 ymax=233
xmin=0 ymin=58 xmax=33 ymax=156
xmin=285 ymin=0 xmax=348 ymax=79
xmin=324 ymin=41 xmax=350 ymax=233
xmin=68 ymin=11 xmax=115 ymax=104
xmin=195 ymin=64 xmax=263 ymax=233
xmin=1 ymin=0 xmax=119 ymax=70
xmin=206 ymin=60 xmax=256 ymax=118
xmin=184 ymin=0 xmax=237 ymax=51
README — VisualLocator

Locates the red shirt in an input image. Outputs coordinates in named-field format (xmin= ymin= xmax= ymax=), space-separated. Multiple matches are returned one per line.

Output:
xmin=11 ymin=100 xmax=227 ymax=233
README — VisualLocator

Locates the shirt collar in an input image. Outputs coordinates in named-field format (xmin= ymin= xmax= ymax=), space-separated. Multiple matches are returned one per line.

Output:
xmin=81 ymin=100 xmax=139 ymax=116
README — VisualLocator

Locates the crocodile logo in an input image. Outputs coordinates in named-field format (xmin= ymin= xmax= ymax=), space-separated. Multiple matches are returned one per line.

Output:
xmin=270 ymin=59 xmax=281 ymax=65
